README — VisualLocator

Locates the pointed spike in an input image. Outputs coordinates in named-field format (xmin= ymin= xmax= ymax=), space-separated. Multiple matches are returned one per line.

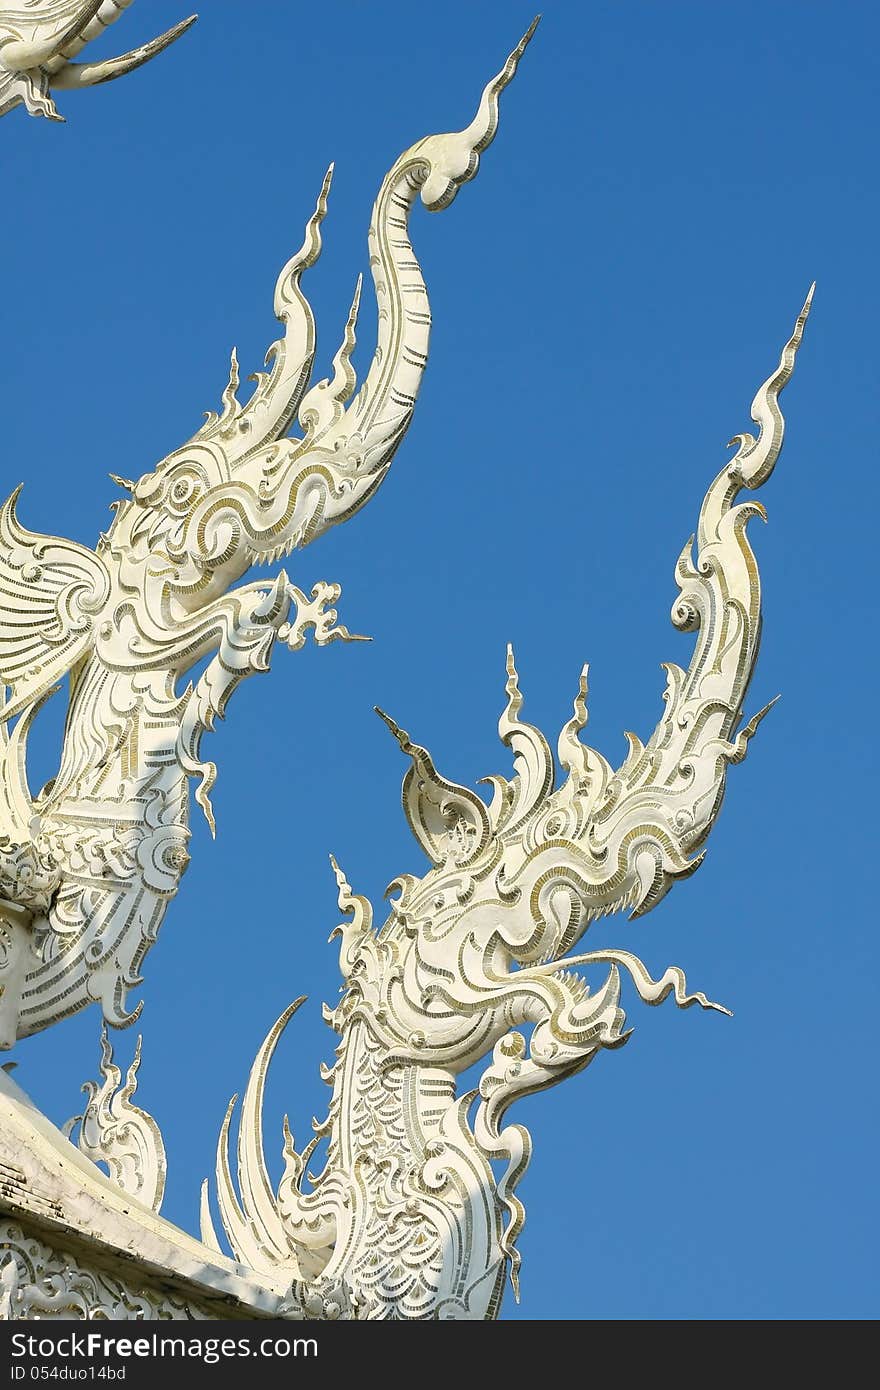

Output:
xmin=463 ymin=15 xmax=540 ymax=155
xmin=220 ymin=347 xmax=240 ymax=416
xmin=556 ymin=663 xmax=595 ymax=782
xmin=199 ymin=1177 xmax=223 ymax=1254
xmin=328 ymin=854 xmax=373 ymax=960
xmin=214 ymin=1089 xmax=266 ymax=1270
xmin=788 ymin=283 xmax=814 ymax=352
xmin=502 ymin=643 xmax=523 ymax=719
xmin=329 ymin=852 xmax=351 ymax=910
xmin=573 ymin=664 xmax=590 ymax=730
xmin=374 ymin=705 xmax=411 ymax=754
xmin=235 ymin=999 xmax=305 ymax=1263
xmin=316 ymin=164 xmax=333 ymax=219
xmin=343 ymin=273 xmax=363 ymax=348
xmin=322 ymin=274 xmax=363 ymax=411
xmin=52 ymin=16 xmax=198 ymax=92
xmin=726 ymin=695 xmax=781 ymax=764
xmin=623 ymin=731 xmax=644 ymax=759
xmin=754 ymin=693 xmax=782 ymax=720
xmin=731 ymin=287 xmax=814 ymax=489
xmin=271 ymin=164 xmax=334 ymax=323
xmin=417 ymin=22 xmax=536 ymax=213
xmin=196 ymin=781 xmax=217 ymax=839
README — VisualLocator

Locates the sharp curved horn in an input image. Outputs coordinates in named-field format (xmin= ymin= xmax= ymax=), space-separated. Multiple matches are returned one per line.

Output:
xmin=284 ymin=19 xmax=539 ymax=534
xmin=51 ymin=14 xmax=197 ymax=89
xmin=579 ymin=288 xmax=814 ymax=918
xmin=215 ymin=19 xmax=538 ymax=553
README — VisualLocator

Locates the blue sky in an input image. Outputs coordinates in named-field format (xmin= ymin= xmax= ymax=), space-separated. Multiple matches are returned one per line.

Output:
xmin=3 ymin=1 xmax=877 ymax=1320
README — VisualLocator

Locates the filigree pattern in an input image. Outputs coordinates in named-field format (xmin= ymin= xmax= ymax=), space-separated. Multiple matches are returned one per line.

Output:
xmin=0 ymin=1 xmax=196 ymax=122
xmin=1 ymin=6 xmax=811 ymax=1325
xmin=0 ymin=30 xmax=531 ymax=1046
xmin=63 ymin=1026 xmax=166 ymax=1213
xmin=0 ymin=1221 xmax=212 ymax=1320
xmin=203 ymin=291 xmax=811 ymax=1318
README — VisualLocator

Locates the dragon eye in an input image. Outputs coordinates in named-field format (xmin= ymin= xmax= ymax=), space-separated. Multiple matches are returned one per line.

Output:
xmin=166 ymin=474 xmax=202 ymax=512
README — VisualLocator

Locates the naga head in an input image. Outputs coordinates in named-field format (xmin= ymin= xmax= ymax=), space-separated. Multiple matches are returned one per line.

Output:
xmin=110 ymin=169 xmax=367 ymax=619
xmin=203 ymin=287 xmax=812 ymax=1318
xmin=326 ymin=647 xmax=734 ymax=1097
xmin=0 ymin=1 xmax=196 ymax=122
xmin=104 ymin=21 xmax=538 ymax=624
xmin=320 ymin=285 xmax=813 ymax=1095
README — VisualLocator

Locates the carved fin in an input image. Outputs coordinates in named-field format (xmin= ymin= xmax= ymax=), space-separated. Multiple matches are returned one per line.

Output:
xmin=496 ymin=646 xmax=554 ymax=836
xmin=375 ymin=707 xmax=491 ymax=867
xmin=64 ymin=1026 xmax=166 ymax=1213
xmin=205 ymin=1003 xmax=316 ymax=1277
xmin=0 ymin=685 xmax=56 ymax=841
xmin=0 ymin=488 xmax=110 ymax=723
xmin=556 ymin=664 xmax=614 ymax=811
xmin=579 ymin=295 xmax=812 ymax=918
xmin=297 ymin=276 xmax=363 ymax=438
xmin=199 ymin=1179 xmax=223 ymax=1254
xmin=212 ymin=1093 xmax=267 ymax=1270
xmin=236 ymin=998 xmax=306 ymax=1264
xmin=328 ymin=854 xmax=373 ymax=978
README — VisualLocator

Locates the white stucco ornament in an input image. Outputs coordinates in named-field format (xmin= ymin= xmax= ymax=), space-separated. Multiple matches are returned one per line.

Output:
xmin=0 ymin=21 xmax=535 ymax=1052
xmin=63 ymin=1026 xmax=166 ymax=1215
xmin=0 ymin=1 xmax=196 ymax=121
xmin=0 ymin=11 xmax=815 ymax=1322
xmin=200 ymin=289 xmax=813 ymax=1318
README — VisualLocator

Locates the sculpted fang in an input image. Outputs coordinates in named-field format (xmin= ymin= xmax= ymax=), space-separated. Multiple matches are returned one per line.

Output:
xmin=0 ymin=27 xmax=535 ymax=1046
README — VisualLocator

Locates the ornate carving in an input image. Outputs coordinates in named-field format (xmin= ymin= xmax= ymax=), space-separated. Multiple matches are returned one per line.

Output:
xmin=0 ymin=26 xmax=533 ymax=1047
xmin=64 ymin=1026 xmax=166 ymax=1214
xmin=0 ymin=7 xmax=813 ymax=1325
xmin=0 ymin=1221 xmax=212 ymax=1319
xmin=202 ymin=291 xmax=812 ymax=1318
xmin=0 ymin=1 xmax=196 ymax=122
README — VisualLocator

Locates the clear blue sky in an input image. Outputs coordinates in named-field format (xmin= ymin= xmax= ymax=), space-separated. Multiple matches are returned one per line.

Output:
xmin=3 ymin=1 xmax=877 ymax=1320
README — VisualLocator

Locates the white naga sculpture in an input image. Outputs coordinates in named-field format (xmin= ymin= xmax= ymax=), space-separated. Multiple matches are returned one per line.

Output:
xmin=0 ymin=25 xmax=534 ymax=1053
xmin=0 ymin=1 xmax=196 ymax=121
xmin=197 ymin=288 xmax=812 ymax=1318
xmin=0 ymin=10 xmax=813 ymax=1322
